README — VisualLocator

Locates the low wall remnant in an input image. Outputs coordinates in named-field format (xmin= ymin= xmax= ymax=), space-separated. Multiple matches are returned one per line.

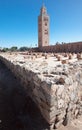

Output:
xmin=0 ymin=52 xmax=82 ymax=130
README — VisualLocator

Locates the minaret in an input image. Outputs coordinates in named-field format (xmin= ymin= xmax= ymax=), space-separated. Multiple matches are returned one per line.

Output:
xmin=38 ymin=5 xmax=49 ymax=48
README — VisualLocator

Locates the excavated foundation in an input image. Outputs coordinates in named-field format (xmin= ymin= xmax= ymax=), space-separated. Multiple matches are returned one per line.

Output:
xmin=0 ymin=52 xmax=82 ymax=130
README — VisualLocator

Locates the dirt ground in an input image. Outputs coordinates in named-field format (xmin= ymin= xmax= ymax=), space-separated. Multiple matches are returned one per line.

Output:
xmin=59 ymin=116 xmax=82 ymax=130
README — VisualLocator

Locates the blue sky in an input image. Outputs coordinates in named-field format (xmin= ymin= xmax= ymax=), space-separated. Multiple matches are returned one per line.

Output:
xmin=0 ymin=0 xmax=82 ymax=48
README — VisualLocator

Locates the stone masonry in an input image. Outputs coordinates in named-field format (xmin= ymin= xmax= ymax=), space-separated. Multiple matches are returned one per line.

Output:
xmin=38 ymin=5 xmax=49 ymax=48
xmin=0 ymin=52 xmax=82 ymax=130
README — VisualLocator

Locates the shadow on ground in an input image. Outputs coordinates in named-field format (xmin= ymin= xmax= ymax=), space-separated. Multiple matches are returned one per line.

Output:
xmin=0 ymin=60 xmax=49 ymax=130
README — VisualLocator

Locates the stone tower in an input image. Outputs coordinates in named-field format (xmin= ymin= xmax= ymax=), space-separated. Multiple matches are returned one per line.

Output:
xmin=38 ymin=5 xmax=49 ymax=48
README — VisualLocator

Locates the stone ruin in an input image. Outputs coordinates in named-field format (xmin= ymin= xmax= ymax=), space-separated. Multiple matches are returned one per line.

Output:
xmin=0 ymin=52 xmax=82 ymax=130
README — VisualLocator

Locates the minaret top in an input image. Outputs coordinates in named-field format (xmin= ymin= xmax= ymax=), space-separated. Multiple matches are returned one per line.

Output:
xmin=40 ymin=4 xmax=47 ymax=15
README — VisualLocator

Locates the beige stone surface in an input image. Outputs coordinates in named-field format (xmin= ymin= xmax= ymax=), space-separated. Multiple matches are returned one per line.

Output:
xmin=58 ymin=116 xmax=82 ymax=130
xmin=0 ymin=52 xmax=82 ymax=130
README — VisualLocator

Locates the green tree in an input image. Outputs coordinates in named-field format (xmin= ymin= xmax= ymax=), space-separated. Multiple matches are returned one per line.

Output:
xmin=19 ymin=46 xmax=29 ymax=51
xmin=10 ymin=46 xmax=18 ymax=52
xmin=2 ymin=48 xmax=9 ymax=52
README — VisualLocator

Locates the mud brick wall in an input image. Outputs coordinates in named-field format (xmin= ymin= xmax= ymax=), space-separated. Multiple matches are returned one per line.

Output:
xmin=38 ymin=42 xmax=82 ymax=53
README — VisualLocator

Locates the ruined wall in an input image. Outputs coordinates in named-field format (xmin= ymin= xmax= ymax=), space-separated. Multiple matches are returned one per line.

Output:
xmin=0 ymin=55 xmax=52 ymax=125
xmin=0 ymin=53 xmax=82 ymax=129
xmin=38 ymin=42 xmax=82 ymax=53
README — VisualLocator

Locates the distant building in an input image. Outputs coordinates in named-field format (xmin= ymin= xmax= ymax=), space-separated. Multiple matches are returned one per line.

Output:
xmin=38 ymin=5 xmax=49 ymax=48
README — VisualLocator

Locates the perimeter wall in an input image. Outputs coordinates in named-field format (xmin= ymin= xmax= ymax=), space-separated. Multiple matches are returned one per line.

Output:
xmin=38 ymin=42 xmax=82 ymax=53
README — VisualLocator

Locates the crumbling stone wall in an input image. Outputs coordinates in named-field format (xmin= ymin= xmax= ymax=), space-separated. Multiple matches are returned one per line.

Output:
xmin=0 ymin=55 xmax=52 ymax=125
xmin=0 ymin=54 xmax=82 ymax=130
